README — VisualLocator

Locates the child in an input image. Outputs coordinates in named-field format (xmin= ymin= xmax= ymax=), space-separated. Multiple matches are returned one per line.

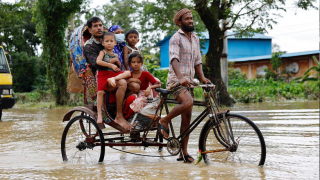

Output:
xmin=96 ymin=32 xmax=131 ymax=128
xmin=123 ymin=53 xmax=161 ymax=119
xmin=123 ymin=29 xmax=147 ymax=71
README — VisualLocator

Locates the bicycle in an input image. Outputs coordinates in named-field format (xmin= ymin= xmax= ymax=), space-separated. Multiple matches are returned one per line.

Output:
xmin=61 ymin=83 xmax=266 ymax=166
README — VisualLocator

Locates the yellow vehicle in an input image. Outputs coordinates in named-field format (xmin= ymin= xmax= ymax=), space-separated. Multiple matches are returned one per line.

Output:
xmin=0 ymin=45 xmax=15 ymax=119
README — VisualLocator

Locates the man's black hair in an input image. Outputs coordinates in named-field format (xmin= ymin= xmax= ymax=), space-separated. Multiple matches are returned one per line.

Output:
xmin=125 ymin=29 xmax=139 ymax=39
xmin=86 ymin=16 xmax=102 ymax=28
xmin=102 ymin=32 xmax=116 ymax=41
xmin=128 ymin=53 xmax=143 ymax=64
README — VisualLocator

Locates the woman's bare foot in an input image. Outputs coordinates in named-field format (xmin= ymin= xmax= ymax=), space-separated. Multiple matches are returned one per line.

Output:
xmin=114 ymin=116 xmax=133 ymax=130
xmin=108 ymin=77 xmax=116 ymax=87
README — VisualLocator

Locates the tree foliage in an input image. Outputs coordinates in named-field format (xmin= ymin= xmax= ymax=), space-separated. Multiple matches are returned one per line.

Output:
xmin=32 ymin=0 xmax=84 ymax=105
xmin=98 ymin=0 xmax=140 ymax=31
xmin=0 ymin=0 xmax=44 ymax=93
xmin=139 ymin=0 xmax=207 ymax=47
xmin=296 ymin=55 xmax=320 ymax=82
xmin=0 ymin=1 xmax=40 ymax=56
xmin=10 ymin=52 xmax=45 ymax=92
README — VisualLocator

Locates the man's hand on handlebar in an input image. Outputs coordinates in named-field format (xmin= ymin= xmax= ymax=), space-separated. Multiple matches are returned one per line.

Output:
xmin=178 ymin=77 xmax=191 ymax=87
xmin=200 ymin=77 xmax=211 ymax=84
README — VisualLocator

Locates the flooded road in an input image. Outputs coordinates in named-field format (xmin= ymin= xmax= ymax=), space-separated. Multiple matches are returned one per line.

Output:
xmin=1 ymin=101 xmax=319 ymax=179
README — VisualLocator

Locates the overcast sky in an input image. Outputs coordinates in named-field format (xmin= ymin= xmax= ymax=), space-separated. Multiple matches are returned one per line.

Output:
xmin=3 ymin=0 xmax=319 ymax=54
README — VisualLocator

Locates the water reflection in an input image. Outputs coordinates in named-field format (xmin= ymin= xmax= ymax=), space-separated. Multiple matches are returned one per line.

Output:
xmin=0 ymin=101 xmax=319 ymax=179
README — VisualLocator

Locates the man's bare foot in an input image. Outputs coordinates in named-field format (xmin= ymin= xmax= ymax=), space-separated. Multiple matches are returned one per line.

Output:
xmin=114 ymin=116 xmax=133 ymax=130
xmin=108 ymin=77 xmax=116 ymax=87
xmin=159 ymin=119 xmax=170 ymax=139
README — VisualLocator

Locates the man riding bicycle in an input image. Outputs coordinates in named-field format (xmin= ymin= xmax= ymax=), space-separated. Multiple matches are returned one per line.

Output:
xmin=158 ymin=8 xmax=211 ymax=163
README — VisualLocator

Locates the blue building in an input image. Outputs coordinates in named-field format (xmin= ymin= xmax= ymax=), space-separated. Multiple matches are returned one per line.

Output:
xmin=156 ymin=31 xmax=272 ymax=69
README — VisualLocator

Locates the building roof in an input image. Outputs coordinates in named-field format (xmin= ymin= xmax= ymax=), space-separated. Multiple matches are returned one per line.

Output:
xmin=229 ymin=50 xmax=320 ymax=62
xmin=156 ymin=31 xmax=272 ymax=46
xmin=199 ymin=31 xmax=272 ymax=40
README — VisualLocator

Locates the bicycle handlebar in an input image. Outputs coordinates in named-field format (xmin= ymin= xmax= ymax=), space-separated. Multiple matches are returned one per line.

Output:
xmin=171 ymin=81 xmax=215 ymax=89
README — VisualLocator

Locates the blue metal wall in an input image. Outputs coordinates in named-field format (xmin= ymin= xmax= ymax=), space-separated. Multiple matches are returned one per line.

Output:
xmin=228 ymin=39 xmax=271 ymax=59
xmin=159 ymin=37 xmax=271 ymax=69
xmin=160 ymin=39 xmax=170 ymax=68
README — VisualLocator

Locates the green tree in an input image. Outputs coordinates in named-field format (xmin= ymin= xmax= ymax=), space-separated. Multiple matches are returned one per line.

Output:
xmin=11 ymin=52 xmax=42 ymax=92
xmin=139 ymin=0 xmax=206 ymax=48
xmin=98 ymin=0 xmax=140 ymax=31
xmin=0 ymin=1 xmax=44 ymax=93
xmin=0 ymin=1 xmax=40 ymax=56
xmin=264 ymin=51 xmax=284 ymax=81
xmin=32 ymin=0 xmax=84 ymax=105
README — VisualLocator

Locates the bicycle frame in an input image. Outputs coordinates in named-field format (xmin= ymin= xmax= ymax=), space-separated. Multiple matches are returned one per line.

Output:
xmin=156 ymin=85 xmax=230 ymax=146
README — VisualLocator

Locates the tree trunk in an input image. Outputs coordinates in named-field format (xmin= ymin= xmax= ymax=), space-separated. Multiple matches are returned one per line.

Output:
xmin=194 ymin=2 xmax=234 ymax=107
xmin=206 ymin=29 xmax=234 ymax=106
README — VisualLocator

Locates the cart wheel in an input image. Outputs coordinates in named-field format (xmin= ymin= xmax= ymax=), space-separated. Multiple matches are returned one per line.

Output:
xmin=61 ymin=115 xmax=105 ymax=164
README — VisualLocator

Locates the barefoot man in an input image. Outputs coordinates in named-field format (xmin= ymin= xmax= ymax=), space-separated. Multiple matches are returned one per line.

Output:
xmin=158 ymin=9 xmax=211 ymax=163
xmin=83 ymin=17 xmax=133 ymax=130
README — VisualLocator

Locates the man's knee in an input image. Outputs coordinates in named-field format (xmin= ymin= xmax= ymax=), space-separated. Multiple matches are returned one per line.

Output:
xmin=184 ymin=99 xmax=193 ymax=110
xmin=181 ymin=95 xmax=193 ymax=110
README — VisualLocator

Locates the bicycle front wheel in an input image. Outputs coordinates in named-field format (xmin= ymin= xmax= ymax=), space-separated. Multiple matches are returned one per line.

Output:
xmin=199 ymin=113 xmax=266 ymax=166
xmin=61 ymin=115 xmax=105 ymax=164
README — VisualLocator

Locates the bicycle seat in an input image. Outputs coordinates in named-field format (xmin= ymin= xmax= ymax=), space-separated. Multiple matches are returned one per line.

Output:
xmin=155 ymin=88 xmax=171 ymax=95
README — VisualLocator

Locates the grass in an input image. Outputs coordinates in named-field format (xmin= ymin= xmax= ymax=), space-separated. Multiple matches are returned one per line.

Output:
xmin=14 ymin=90 xmax=84 ymax=109
xmin=228 ymin=78 xmax=319 ymax=103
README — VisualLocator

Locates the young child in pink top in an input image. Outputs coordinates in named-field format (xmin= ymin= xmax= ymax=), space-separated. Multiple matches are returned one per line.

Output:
xmin=123 ymin=53 xmax=160 ymax=119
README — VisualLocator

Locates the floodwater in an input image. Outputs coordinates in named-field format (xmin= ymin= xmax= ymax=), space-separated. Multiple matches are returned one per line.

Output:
xmin=0 ymin=100 xmax=319 ymax=180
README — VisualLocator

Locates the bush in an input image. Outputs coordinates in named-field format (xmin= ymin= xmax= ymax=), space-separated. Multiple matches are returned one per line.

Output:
xmin=15 ymin=90 xmax=54 ymax=103
xmin=228 ymin=69 xmax=246 ymax=80
xmin=144 ymin=60 xmax=168 ymax=89
xmin=228 ymin=78 xmax=319 ymax=103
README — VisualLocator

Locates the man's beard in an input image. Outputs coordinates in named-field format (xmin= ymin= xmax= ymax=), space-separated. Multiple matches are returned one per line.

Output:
xmin=181 ymin=22 xmax=194 ymax=32
xmin=93 ymin=35 xmax=102 ymax=38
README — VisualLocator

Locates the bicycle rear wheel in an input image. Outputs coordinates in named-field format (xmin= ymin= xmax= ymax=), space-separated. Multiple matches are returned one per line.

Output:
xmin=199 ymin=113 xmax=266 ymax=166
xmin=61 ymin=115 xmax=105 ymax=164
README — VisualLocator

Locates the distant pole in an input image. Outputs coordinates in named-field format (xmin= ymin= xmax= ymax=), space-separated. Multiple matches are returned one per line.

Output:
xmin=221 ymin=19 xmax=228 ymax=90
xmin=70 ymin=13 xmax=75 ymax=32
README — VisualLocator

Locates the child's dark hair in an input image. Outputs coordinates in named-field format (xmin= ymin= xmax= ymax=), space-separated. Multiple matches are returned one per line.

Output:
xmin=125 ymin=29 xmax=139 ymax=39
xmin=128 ymin=53 xmax=143 ymax=64
xmin=102 ymin=32 xmax=116 ymax=41
xmin=86 ymin=16 xmax=102 ymax=28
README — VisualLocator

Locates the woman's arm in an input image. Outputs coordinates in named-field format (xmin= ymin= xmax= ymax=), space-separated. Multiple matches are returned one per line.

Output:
xmin=144 ymin=82 xmax=161 ymax=97
xmin=148 ymin=82 xmax=161 ymax=89
xmin=123 ymin=46 xmax=130 ymax=70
